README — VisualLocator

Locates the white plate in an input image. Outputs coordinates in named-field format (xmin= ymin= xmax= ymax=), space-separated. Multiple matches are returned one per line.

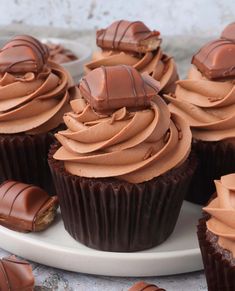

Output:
xmin=0 ymin=201 xmax=203 ymax=277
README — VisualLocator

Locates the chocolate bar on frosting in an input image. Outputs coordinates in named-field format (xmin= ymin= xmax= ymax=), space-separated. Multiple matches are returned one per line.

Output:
xmin=192 ymin=38 xmax=235 ymax=80
xmin=0 ymin=256 xmax=34 ymax=291
xmin=80 ymin=65 xmax=160 ymax=113
xmin=128 ymin=281 xmax=166 ymax=291
xmin=96 ymin=20 xmax=161 ymax=53
xmin=0 ymin=35 xmax=49 ymax=74
xmin=0 ymin=180 xmax=58 ymax=232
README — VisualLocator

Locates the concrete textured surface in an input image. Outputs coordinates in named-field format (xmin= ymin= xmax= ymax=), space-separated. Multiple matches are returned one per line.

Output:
xmin=0 ymin=0 xmax=234 ymax=37
xmin=0 ymin=25 xmax=210 ymax=290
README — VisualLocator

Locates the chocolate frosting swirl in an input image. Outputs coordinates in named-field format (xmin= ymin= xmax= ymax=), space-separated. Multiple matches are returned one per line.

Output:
xmin=0 ymin=35 xmax=71 ymax=134
xmin=165 ymin=65 xmax=235 ymax=141
xmin=54 ymin=90 xmax=191 ymax=183
xmin=204 ymin=174 xmax=235 ymax=256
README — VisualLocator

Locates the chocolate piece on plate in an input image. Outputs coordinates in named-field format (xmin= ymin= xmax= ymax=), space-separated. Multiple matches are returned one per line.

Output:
xmin=80 ymin=65 xmax=160 ymax=113
xmin=192 ymin=39 xmax=235 ymax=80
xmin=0 ymin=256 xmax=34 ymax=291
xmin=0 ymin=35 xmax=49 ymax=74
xmin=128 ymin=281 xmax=166 ymax=291
xmin=0 ymin=180 xmax=58 ymax=232
xmin=96 ymin=20 xmax=161 ymax=53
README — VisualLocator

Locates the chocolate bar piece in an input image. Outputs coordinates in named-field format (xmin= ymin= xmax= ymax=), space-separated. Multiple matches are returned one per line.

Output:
xmin=80 ymin=65 xmax=160 ymax=113
xmin=0 ymin=180 xmax=58 ymax=232
xmin=96 ymin=20 xmax=161 ymax=53
xmin=128 ymin=281 xmax=166 ymax=291
xmin=221 ymin=22 xmax=235 ymax=41
xmin=192 ymin=39 xmax=235 ymax=79
xmin=0 ymin=256 xmax=34 ymax=291
xmin=0 ymin=35 xmax=49 ymax=74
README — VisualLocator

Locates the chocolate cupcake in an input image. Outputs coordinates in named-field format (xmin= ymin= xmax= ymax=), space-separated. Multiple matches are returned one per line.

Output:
xmin=197 ymin=173 xmax=235 ymax=291
xmin=0 ymin=35 xmax=71 ymax=193
xmin=46 ymin=42 xmax=78 ymax=64
xmin=128 ymin=281 xmax=165 ymax=291
xmin=84 ymin=20 xmax=178 ymax=96
xmin=165 ymin=26 xmax=235 ymax=205
xmin=49 ymin=65 xmax=196 ymax=252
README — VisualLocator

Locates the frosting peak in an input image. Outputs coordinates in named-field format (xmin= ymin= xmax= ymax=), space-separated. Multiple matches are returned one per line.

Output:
xmin=204 ymin=174 xmax=235 ymax=255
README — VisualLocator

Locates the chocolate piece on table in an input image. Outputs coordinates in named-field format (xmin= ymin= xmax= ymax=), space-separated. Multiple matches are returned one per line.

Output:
xmin=128 ymin=281 xmax=166 ymax=291
xmin=0 ymin=35 xmax=49 ymax=74
xmin=80 ymin=65 xmax=160 ymax=113
xmin=96 ymin=20 xmax=161 ymax=53
xmin=0 ymin=180 xmax=58 ymax=232
xmin=191 ymin=39 xmax=235 ymax=80
xmin=0 ymin=256 xmax=34 ymax=291
xmin=221 ymin=22 xmax=235 ymax=41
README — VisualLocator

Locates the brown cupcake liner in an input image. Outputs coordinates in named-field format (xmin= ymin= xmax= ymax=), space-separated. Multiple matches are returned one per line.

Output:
xmin=197 ymin=215 xmax=235 ymax=291
xmin=48 ymin=143 xmax=197 ymax=252
xmin=185 ymin=140 xmax=235 ymax=205
xmin=0 ymin=131 xmax=56 ymax=194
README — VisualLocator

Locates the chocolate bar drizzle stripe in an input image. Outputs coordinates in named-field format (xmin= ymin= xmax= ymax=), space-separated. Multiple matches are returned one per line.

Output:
xmin=122 ymin=65 xmax=137 ymax=98
xmin=140 ymin=284 xmax=160 ymax=291
xmin=82 ymin=78 xmax=91 ymax=93
xmin=8 ymin=185 xmax=33 ymax=217
xmin=0 ymin=181 xmax=18 ymax=200
xmin=116 ymin=21 xmax=142 ymax=49
xmin=0 ymin=261 xmax=11 ymax=290
xmin=101 ymin=66 xmax=109 ymax=100
xmin=140 ymin=75 xmax=147 ymax=106
xmin=112 ymin=20 xmax=123 ymax=49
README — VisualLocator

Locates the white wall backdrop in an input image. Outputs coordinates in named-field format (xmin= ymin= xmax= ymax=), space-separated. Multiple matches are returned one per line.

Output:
xmin=0 ymin=0 xmax=234 ymax=36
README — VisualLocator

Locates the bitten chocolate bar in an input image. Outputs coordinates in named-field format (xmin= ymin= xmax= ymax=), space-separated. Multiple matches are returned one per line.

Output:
xmin=191 ymin=38 xmax=235 ymax=80
xmin=96 ymin=20 xmax=161 ymax=53
xmin=0 ymin=256 xmax=34 ymax=291
xmin=0 ymin=180 xmax=58 ymax=232
xmin=80 ymin=65 xmax=160 ymax=113
xmin=0 ymin=35 xmax=49 ymax=74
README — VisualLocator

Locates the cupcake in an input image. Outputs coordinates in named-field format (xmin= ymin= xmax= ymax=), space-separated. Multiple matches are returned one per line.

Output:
xmin=48 ymin=65 xmax=196 ymax=252
xmin=46 ymin=42 xmax=78 ymax=64
xmin=197 ymin=173 xmax=235 ymax=291
xmin=129 ymin=281 xmax=165 ymax=291
xmin=84 ymin=20 xmax=179 ymax=96
xmin=165 ymin=29 xmax=235 ymax=205
xmin=0 ymin=35 xmax=71 ymax=193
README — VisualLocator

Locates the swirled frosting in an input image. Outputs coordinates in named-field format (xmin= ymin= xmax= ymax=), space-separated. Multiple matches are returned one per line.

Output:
xmin=0 ymin=35 xmax=71 ymax=134
xmin=165 ymin=65 xmax=235 ymax=141
xmin=85 ymin=48 xmax=178 ymax=96
xmin=204 ymin=174 xmax=235 ymax=255
xmin=53 ymin=90 xmax=191 ymax=183
xmin=46 ymin=42 xmax=78 ymax=64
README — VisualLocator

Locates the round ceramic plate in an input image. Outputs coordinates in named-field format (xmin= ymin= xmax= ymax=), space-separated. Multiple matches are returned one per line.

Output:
xmin=0 ymin=201 xmax=203 ymax=277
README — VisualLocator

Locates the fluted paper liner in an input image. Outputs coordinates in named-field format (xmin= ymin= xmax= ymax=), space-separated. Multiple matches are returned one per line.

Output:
xmin=198 ymin=214 xmax=235 ymax=291
xmin=49 ymin=144 xmax=197 ymax=252
xmin=186 ymin=140 xmax=235 ymax=205
xmin=0 ymin=132 xmax=56 ymax=194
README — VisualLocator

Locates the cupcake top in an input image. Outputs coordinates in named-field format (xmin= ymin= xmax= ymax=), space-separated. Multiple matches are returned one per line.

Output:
xmin=166 ymin=31 xmax=235 ymax=142
xmin=203 ymin=173 xmax=235 ymax=256
xmin=46 ymin=42 xmax=78 ymax=64
xmin=54 ymin=65 xmax=191 ymax=183
xmin=0 ymin=35 xmax=72 ymax=134
xmin=85 ymin=20 xmax=178 ymax=95
xmin=0 ymin=256 xmax=34 ymax=291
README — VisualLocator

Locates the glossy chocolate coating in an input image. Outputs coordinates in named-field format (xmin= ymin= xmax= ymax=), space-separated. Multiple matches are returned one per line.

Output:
xmin=0 ymin=35 xmax=49 ymax=74
xmin=221 ymin=22 xmax=235 ymax=41
xmin=129 ymin=281 xmax=166 ymax=291
xmin=96 ymin=20 xmax=161 ymax=53
xmin=192 ymin=39 xmax=235 ymax=80
xmin=80 ymin=65 xmax=160 ymax=113
xmin=0 ymin=256 xmax=34 ymax=291
xmin=0 ymin=180 xmax=58 ymax=232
